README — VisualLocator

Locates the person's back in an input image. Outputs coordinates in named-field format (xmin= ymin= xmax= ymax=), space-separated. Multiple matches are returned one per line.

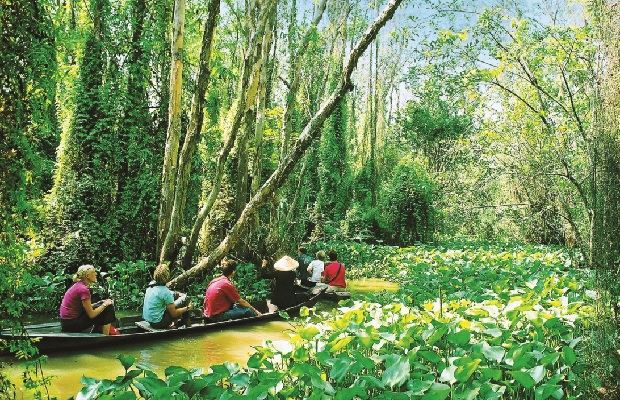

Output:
xmin=143 ymin=265 xmax=192 ymax=329
xmin=262 ymin=256 xmax=309 ymax=309
xmin=307 ymin=250 xmax=326 ymax=284
xmin=296 ymin=247 xmax=313 ymax=286
xmin=323 ymin=249 xmax=346 ymax=290
xmin=143 ymin=285 xmax=174 ymax=322
xmin=272 ymin=270 xmax=297 ymax=308
xmin=202 ymin=260 xmax=261 ymax=321
xmin=203 ymin=275 xmax=238 ymax=318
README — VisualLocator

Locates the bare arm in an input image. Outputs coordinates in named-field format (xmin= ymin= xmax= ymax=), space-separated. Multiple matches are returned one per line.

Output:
xmin=82 ymin=298 xmax=113 ymax=319
xmin=166 ymin=302 xmax=192 ymax=318
xmin=237 ymin=298 xmax=262 ymax=316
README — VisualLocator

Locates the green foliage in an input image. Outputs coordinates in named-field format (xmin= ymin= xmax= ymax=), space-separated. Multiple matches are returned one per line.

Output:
xmin=42 ymin=0 xmax=164 ymax=272
xmin=107 ymin=261 xmax=154 ymax=310
xmin=313 ymin=85 xmax=351 ymax=239
xmin=76 ymin=243 xmax=603 ymax=399
xmin=231 ymin=263 xmax=272 ymax=303
xmin=43 ymin=26 xmax=117 ymax=272
xmin=379 ymin=158 xmax=436 ymax=244
xmin=398 ymin=99 xmax=471 ymax=174
xmin=22 ymin=356 xmax=57 ymax=400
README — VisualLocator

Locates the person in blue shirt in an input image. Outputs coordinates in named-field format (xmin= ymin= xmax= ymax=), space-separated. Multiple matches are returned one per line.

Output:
xmin=143 ymin=264 xmax=192 ymax=329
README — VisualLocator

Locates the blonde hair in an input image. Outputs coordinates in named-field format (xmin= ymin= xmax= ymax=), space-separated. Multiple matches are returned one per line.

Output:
xmin=316 ymin=250 xmax=326 ymax=261
xmin=73 ymin=264 xmax=95 ymax=282
xmin=153 ymin=264 xmax=171 ymax=285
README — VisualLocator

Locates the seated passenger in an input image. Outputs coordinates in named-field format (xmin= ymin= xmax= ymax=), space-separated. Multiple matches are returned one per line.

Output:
xmin=203 ymin=259 xmax=262 ymax=322
xmin=307 ymin=250 xmax=326 ymax=286
xmin=296 ymin=246 xmax=314 ymax=287
xmin=143 ymin=264 xmax=193 ymax=329
xmin=261 ymin=256 xmax=310 ymax=309
xmin=322 ymin=249 xmax=347 ymax=293
xmin=59 ymin=264 xmax=119 ymax=335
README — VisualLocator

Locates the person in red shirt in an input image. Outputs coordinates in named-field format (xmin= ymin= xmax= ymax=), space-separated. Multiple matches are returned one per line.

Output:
xmin=203 ymin=259 xmax=262 ymax=321
xmin=322 ymin=249 xmax=347 ymax=293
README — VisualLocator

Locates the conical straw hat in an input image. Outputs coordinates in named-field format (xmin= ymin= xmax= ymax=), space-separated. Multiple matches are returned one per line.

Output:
xmin=274 ymin=255 xmax=299 ymax=271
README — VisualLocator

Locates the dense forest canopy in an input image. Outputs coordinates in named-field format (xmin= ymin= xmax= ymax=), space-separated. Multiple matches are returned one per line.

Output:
xmin=1 ymin=0 xmax=619 ymax=395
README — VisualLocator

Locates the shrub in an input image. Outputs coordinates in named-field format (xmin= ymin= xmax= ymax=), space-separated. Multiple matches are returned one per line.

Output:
xmin=379 ymin=157 xmax=436 ymax=245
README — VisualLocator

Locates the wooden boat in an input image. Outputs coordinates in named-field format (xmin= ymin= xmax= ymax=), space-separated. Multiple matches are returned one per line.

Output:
xmin=0 ymin=291 xmax=322 ymax=355
xmin=320 ymin=291 xmax=351 ymax=301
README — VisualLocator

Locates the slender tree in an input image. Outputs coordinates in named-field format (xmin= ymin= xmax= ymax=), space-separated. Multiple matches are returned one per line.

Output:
xmin=157 ymin=0 xmax=186 ymax=254
xmin=182 ymin=0 xmax=277 ymax=268
xmin=170 ymin=0 xmax=405 ymax=289
xmin=159 ymin=0 xmax=221 ymax=264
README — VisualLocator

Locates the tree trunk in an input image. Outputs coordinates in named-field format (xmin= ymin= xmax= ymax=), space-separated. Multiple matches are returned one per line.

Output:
xmin=251 ymin=16 xmax=276 ymax=196
xmin=181 ymin=0 xmax=276 ymax=268
xmin=157 ymin=0 xmax=186 ymax=255
xmin=235 ymin=109 xmax=253 ymax=217
xmin=279 ymin=0 xmax=327 ymax=160
xmin=159 ymin=0 xmax=221 ymax=264
xmin=170 ymin=0 xmax=404 ymax=289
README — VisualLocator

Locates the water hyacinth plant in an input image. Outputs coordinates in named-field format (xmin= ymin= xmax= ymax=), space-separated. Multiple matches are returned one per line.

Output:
xmin=75 ymin=243 xmax=599 ymax=399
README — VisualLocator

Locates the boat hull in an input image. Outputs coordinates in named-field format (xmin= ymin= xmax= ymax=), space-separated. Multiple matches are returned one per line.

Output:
xmin=1 ymin=292 xmax=321 ymax=354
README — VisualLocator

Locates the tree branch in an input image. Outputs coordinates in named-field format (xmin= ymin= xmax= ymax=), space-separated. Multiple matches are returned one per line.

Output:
xmin=169 ymin=0 xmax=405 ymax=289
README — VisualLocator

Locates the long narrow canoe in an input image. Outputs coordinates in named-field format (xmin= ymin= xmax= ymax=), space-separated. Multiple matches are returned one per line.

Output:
xmin=0 ymin=291 xmax=322 ymax=354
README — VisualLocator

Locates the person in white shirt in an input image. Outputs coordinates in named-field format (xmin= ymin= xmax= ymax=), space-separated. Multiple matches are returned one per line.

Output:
xmin=307 ymin=250 xmax=326 ymax=285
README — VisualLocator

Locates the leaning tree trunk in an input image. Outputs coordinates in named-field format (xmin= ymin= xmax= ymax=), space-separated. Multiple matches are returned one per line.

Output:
xmin=170 ymin=0 xmax=404 ymax=289
xmin=157 ymin=0 xmax=186 ymax=255
xmin=159 ymin=0 xmax=221 ymax=264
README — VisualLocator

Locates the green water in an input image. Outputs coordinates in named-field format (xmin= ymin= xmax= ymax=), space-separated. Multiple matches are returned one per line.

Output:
xmin=2 ymin=279 xmax=398 ymax=399
xmin=2 ymin=320 xmax=294 ymax=399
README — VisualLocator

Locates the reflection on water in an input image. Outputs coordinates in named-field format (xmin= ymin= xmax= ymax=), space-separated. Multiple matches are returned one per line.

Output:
xmin=2 ymin=320 xmax=294 ymax=399
xmin=3 ymin=278 xmax=397 ymax=399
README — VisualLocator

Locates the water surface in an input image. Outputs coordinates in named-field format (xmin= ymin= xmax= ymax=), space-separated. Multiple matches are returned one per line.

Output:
xmin=3 ymin=278 xmax=398 ymax=399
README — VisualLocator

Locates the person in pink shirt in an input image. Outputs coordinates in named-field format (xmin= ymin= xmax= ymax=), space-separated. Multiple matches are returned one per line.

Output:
xmin=203 ymin=259 xmax=261 ymax=322
xmin=59 ymin=264 xmax=118 ymax=335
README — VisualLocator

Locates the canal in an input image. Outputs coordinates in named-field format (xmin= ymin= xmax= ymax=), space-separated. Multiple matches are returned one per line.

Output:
xmin=2 ymin=279 xmax=398 ymax=399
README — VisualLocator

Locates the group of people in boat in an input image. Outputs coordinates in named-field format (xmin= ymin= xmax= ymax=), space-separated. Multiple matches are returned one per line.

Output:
xmin=58 ymin=247 xmax=347 ymax=335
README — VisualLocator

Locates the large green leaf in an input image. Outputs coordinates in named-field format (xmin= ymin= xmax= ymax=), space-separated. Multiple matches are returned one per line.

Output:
xmin=529 ymin=365 xmax=545 ymax=384
xmin=381 ymin=355 xmax=410 ymax=388
xmin=511 ymin=370 xmax=536 ymax=389
xmin=407 ymin=379 xmax=433 ymax=395
xmin=481 ymin=342 xmax=505 ymax=363
xmin=299 ymin=325 xmax=320 ymax=340
xmin=562 ymin=346 xmax=576 ymax=366
xmin=447 ymin=329 xmax=471 ymax=346
xmin=180 ymin=378 xmax=210 ymax=398
xmin=329 ymin=356 xmax=354 ymax=382
xmin=534 ymin=384 xmax=564 ymax=400
xmin=427 ymin=325 xmax=449 ymax=346
xmin=117 ymin=354 xmax=136 ymax=371
xmin=540 ymin=352 xmax=560 ymax=366
xmin=421 ymin=382 xmax=451 ymax=400
xmin=454 ymin=357 xmax=481 ymax=382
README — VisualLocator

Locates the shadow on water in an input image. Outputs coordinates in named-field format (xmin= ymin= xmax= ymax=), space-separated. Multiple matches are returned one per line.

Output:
xmin=2 ymin=278 xmax=398 ymax=399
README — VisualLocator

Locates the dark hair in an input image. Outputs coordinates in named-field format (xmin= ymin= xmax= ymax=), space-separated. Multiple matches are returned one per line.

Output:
xmin=328 ymin=249 xmax=338 ymax=261
xmin=298 ymin=246 xmax=307 ymax=254
xmin=222 ymin=259 xmax=238 ymax=276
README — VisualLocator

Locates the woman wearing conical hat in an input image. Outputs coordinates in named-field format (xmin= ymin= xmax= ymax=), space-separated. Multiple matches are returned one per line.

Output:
xmin=261 ymin=256 xmax=310 ymax=309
